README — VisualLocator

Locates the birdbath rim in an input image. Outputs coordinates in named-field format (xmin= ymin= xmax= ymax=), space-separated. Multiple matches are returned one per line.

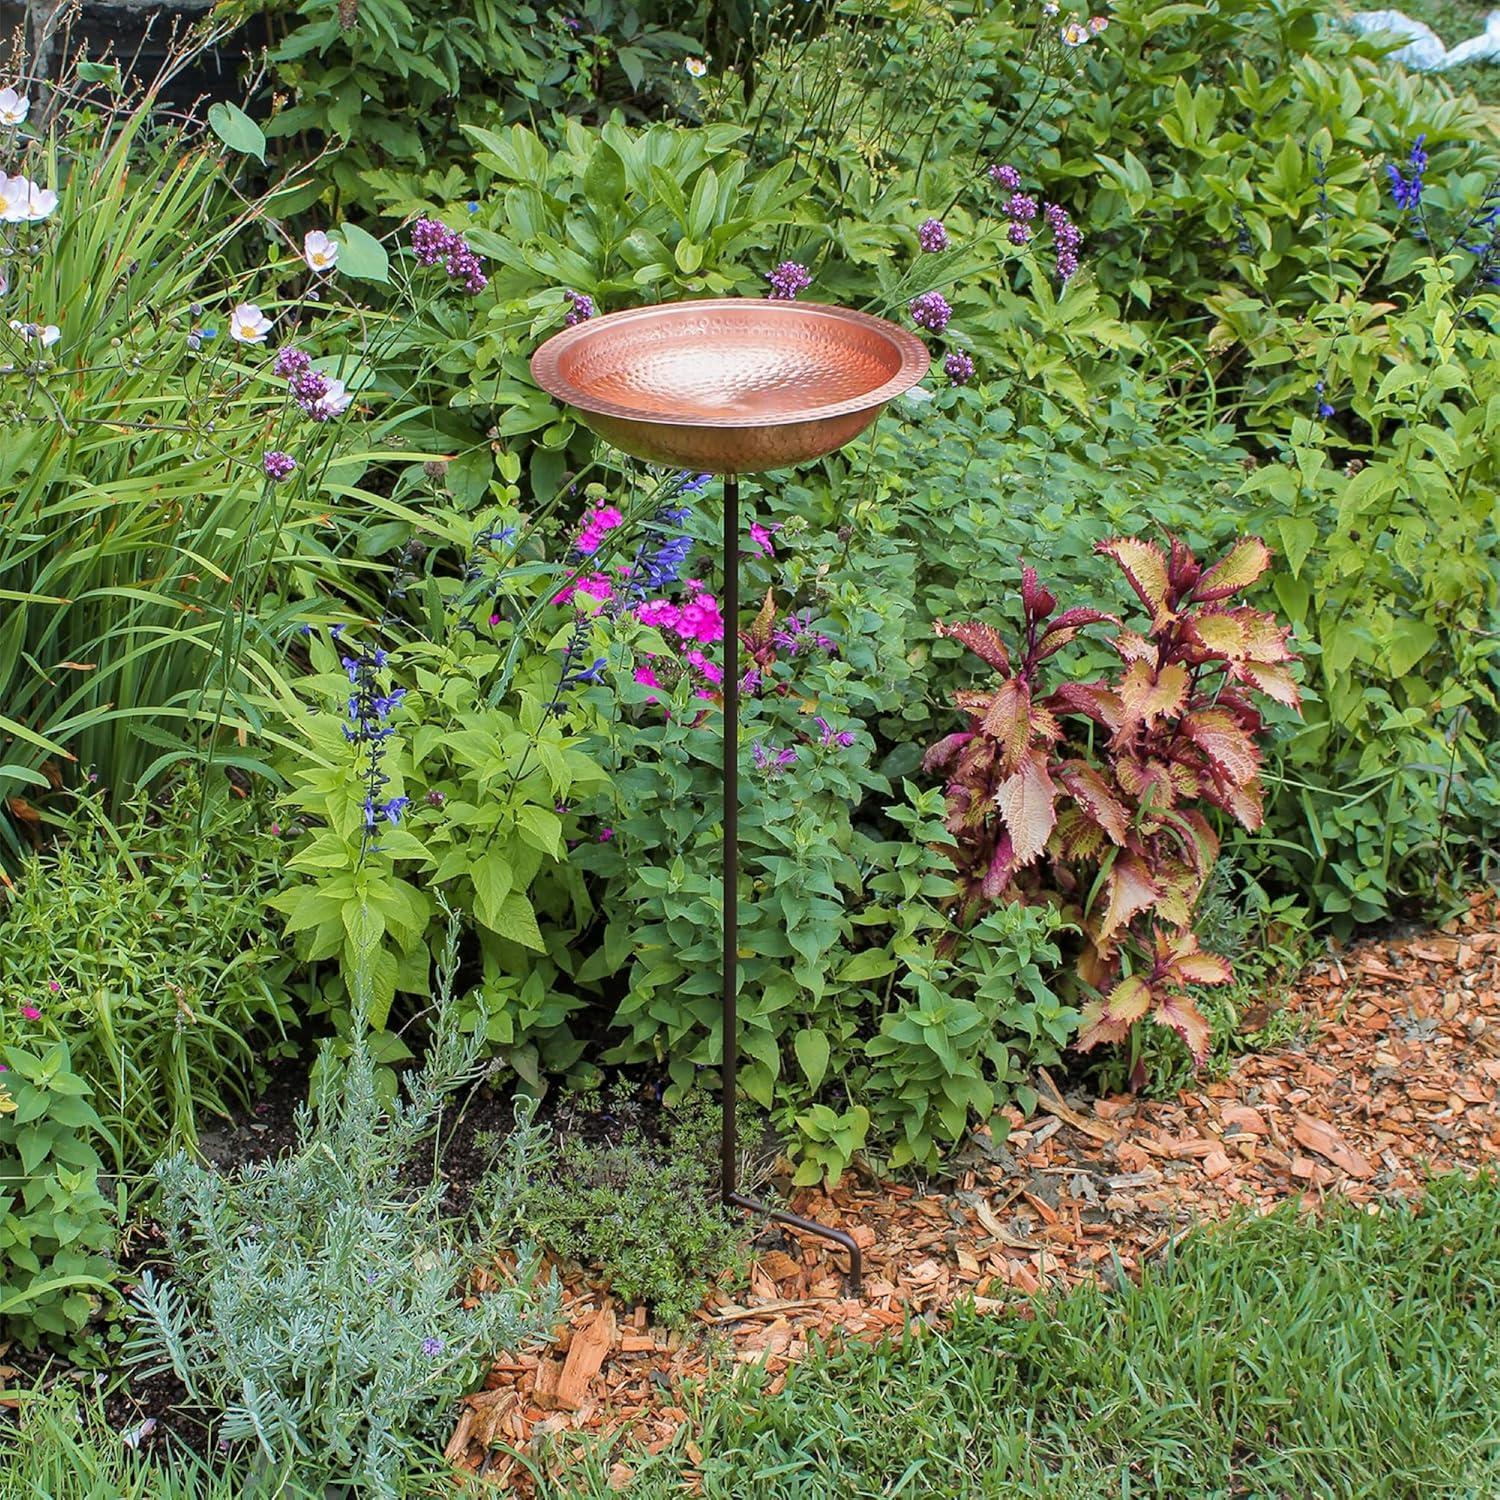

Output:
xmin=529 ymin=296 xmax=931 ymax=431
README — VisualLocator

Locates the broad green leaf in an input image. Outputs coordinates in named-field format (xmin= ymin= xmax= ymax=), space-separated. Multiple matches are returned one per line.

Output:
xmin=207 ymin=102 xmax=267 ymax=164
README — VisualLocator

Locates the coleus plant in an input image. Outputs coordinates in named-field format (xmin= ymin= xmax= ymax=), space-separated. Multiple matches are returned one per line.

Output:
xmin=923 ymin=535 xmax=1300 ymax=1066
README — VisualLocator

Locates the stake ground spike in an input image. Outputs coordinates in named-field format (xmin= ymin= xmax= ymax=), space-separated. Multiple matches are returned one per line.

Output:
xmin=717 ymin=473 xmax=863 ymax=1295
xmin=529 ymin=298 xmax=930 ymax=1301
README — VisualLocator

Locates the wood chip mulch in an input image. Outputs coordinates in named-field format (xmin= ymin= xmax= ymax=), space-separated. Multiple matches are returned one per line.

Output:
xmin=448 ymin=893 xmax=1500 ymax=1491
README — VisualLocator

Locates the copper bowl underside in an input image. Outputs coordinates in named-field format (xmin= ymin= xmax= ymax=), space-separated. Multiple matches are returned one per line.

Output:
xmin=530 ymin=299 xmax=931 ymax=475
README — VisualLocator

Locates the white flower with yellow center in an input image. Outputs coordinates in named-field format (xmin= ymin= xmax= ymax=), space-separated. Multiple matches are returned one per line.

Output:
xmin=9 ymin=319 xmax=60 ymax=346
xmin=1061 ymin=19 xmax=1090 ymax=45
xmin=1 ymin=173 xmax=57 ymax=222
xmin=0 ymin=87 xmax=28 ymax=127
xmin=229 ymin=302 xmax=273 ymax=344
xmin=303 ymin=229 xmax=339 ymax=273
xmin=685 ymin=56 xmax=708 ymax=78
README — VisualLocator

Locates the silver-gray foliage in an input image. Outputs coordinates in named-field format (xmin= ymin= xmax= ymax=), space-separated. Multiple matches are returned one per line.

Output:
xmin=130 ymin=917 xmax=556 ymax=1495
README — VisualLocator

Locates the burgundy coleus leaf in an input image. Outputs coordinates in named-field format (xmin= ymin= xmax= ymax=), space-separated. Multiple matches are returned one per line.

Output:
xmin=1191 ymin=536 xmax=1271 ymax=603
xmin=1044 ymin=680 xmax=1122 ymax=733
xmin=1110 ymin=628 xmax=1155 ymax=665
xmin=1180 ymin=706 xmax=1260 ymax=787
xmin=1055 ymin=759 xmax=1130 ymax=845
xmin=1115 ymin=756 xmax=1179 ymax=812
xmin=1116 ymin=660 xmax=1189 ymax=734
xmin=1215 ymin=774 xmax=1266 ymax=832
xmin=993 ymin=748 xmax=1057 ymax=867
xmin=1018 ymin=561 xmax=1057 ymax=624
xmin=934 ymin=619 xmax=1012 ymax=675
xmin=1053 ymin=807 xmax=1109 ymax=862
xmin=1097 ymin=537 xmax=1173 ymax=628
xmin=1237 ymin=609 xmax=1296 ymax=664
xmin=1075 ymin=973 xmax=1154 ymax=1054
xmin=982 ymin=829 xmax=1018 ymax=900
xmin=922 ymin=731 xmax=973 ymax=775
xmin=1150 ymin=859 xmax=1203 ymax=928
xmin=1152 ymin=990 xmax=1212 ymax=1064
xmin=981 ymin=676 xmax=1035 ymax=775
xmin=1181 ymin=610 xmax=1247 ymax=661
xmin=1166 ymin=535 xmax=1201 ymax=602
xmin=1036 ymin=606 xmax=1115 ymax=662
xmin=1239 ymin=661 xmax=1301 ymax=709
xmin=1096 ymin=851 xmax=1161 ymax=946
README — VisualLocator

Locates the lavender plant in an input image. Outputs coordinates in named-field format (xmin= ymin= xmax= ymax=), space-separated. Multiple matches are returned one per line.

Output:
xmin=129 ymin=911 xmax=557 ymax=1497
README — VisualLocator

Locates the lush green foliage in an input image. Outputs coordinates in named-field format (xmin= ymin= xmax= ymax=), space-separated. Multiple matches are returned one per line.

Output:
xmin=567 ymin=1173 xmax=1500 ymax=1497
xmin=0 ymin=785 xmax=293 ymax=1165
xmin=512 ymin=1088 xmax=744 ymax=1326
xmin=130 ymin=927 xmax=556 ymax=1498
xmin=0 ymin=1039 xmax=115 ymax=1351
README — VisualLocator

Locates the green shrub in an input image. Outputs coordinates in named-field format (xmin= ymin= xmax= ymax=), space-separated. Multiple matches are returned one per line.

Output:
xmin=514 ymin=1087 xmax=744 ymax=1327
xmin=0 ymin=1039 xmax=116 ymax=1352
xmin=129 ymin=925 xmax=556 ymax=1498
xmin=0 ymin=783 xmax=295 ymax=1165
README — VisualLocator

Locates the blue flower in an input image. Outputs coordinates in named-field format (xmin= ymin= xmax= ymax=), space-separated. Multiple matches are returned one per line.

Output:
xmin=562 ymin=656 xmax=608 ymax=687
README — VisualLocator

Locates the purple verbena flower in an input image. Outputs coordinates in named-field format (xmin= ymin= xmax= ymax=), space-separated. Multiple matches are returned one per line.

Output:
xmin=988 ymin=163 xmax=1022 ymax=191
xmin=908 ymin=290 xmax=953 ymax=333
xmin=944 ymin=350 xmax=975 ymax=386
xmin=564 ymin=289 xmax=595 ymax=325
xmin=918 ymin=217 xmax=949 ymax=253
xmin=263 ymin=449 xmax=297 ymax=481
xmin=1005 ymin=193 xmax=1039 ymax=223
xmin=273 ymin=345 xmax=311 ymax=379
xmin=766 ymin=260 xmax=812 ymax=300
xmin=411 ymin=217 xmax=459 ymax=266
xmin=1007 ymin=222 xmax=1033 ymax=246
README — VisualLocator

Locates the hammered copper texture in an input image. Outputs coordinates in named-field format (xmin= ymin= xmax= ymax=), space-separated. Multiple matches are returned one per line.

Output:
xmin=530 ymin=299 xmax=931 ymax=474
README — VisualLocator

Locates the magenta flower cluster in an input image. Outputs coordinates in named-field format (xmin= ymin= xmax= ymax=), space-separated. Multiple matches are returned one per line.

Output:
xmin=1045 ymin=202 xmax=1082 ymax=280
xmin=989 ymin=162 xmax=1084 ymax=281
xmin=766 ymin=260 xmax=812 ymax=300
xmin=988 ymin=163 xmax=1022 ymax=191
xmin=908 ymin=290 xmax=952 ymax=333
xmin=564 ymin=289 xmax=595 ymax=325
xmin=409 ymin=216 xmax=488 ymax=294
xmin=918 ymin=217 xmax=949 ymax=253
xmin=263 ymin=449 xmax=297 ymax=480
xmin=944 ymin=350 xmax=974 ymax=386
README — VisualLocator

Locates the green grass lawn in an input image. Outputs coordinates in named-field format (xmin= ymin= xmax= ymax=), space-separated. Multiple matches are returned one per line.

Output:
xmin=6 ymin=1174 xmax=1500 ymax=1497
xmin=561 ymin=1173 xmax=1500 ymax=1499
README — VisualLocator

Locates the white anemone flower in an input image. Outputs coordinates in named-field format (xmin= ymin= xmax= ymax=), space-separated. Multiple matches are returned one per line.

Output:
xmin=310 ymin=377 xmax=352 ymax=421
xmin=0 ymin=87 xmax=28 ymax=127
xmin=8 ymin=319 xmax=60 ymax=346
xmin=229 ymin=302 xmax=273 ymax=344
xmin=1 ymin=174 xmax=57 ymax=222
xmin=303 ymin=229 xmax=339 ymax=273
xmin=684 ymin=56 xmax=708 ymax=77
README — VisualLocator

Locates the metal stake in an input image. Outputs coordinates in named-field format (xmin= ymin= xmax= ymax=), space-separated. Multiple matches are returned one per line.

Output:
xmin=718 ymin=472 xmax=863 ymax=1295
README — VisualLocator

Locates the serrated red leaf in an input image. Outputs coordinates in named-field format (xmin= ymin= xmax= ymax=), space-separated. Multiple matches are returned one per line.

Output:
xmin=1098 ymin=537 xmax=1172 ymax=625
xmin=1056 ymin=760 xmax=1130 ymax=845
xmin=1075 ymin=997 xmax=1134 ymax=1053
xmin=1045 ymin=680 xmax=1122 ymax=732
xmin=993 ymin=749 xmax=1057 ymax=867
xmin=1053 ymin=807 xmax=1108 ymax=862
xmin=1036 ymin=607 xmax=1114 ymax=661
xmin=1240 ymin=662 xmax=1302 ymax=709
xmin=1117 ymin=660 xmax=1189 ymax=732
xmin=935 ymin=619 xmax=1012 ymax=675
xmin=1018 ymin=562 xmax=1057 ymax=623
xmin=1218 ymin=776 xmax=1265 ymax=832
xmin=1166 ymin=535 xmax=1201 ymax=599
xmin=922 ymin=731 xmax=973 ymax=774
xmin=1116 ymin=756 xmax=1177 ymax=811
xmin=1105 ymin=972 xmax=1153 ymax=1024
xmin=981 ymin=677 xmax=1034 ymax=775
xmin=1110 ymin=629 xmax=1155 ymax=664
xmin=982 ymin=831 xmax=1018 ymax=900
xmin=1183 ymin=611 xmax=1247 ymax=659
xmin=1097 ymin=853 xmax=1161 ymax=944
xmin=1173 ymin=951 xmax=1234 ymax=986
xmin=1237 ymin=609 xmax=1295 ymax=664
xmin=1192 ymin=536 xmax=1271 ymax=603
xmin=1181 ymin=707 xmax=1260 ymax=787
xmin=1152 ymin=991 xmax=1211 ymax=1064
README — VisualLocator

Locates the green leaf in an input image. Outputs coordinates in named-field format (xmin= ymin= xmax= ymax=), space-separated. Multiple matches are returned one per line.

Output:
xmin=472 ymin=852 xmax=515 ymax=930
xmin=337 ymin=222 xmax=390 ymax=284
xmin=794 ymin=1028 xmax=831 ymax=1090
xmin=207 ymin=102 xmax=267 ymax=164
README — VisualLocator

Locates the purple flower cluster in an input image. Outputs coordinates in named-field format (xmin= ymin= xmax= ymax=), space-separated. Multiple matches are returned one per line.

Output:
xmin=752 ymin=741 xmax=799 ymax=774
xmin=408 ymin=216 xmax=488 ymax=294
xmin=564 ymin=289 xmax=595 ymax=325
xmin=908 ymin=290 xmax=952 ymax=333
xmin=918 ymin=217 xmax=949 ymax=253
xmin=766 ymin=260 xmax=812 ymax=300
xmin=1044 ymin=202 xmax=1082 ymax=280
xmin=274 ymin=345 xmax=311 ymax=379
xmin=988 ymin=163 xmax=1022 ymax=191
xmin=815 ymin=716 xmax=855 ymax=750
xmin=1387 ymin=135 xmax=1427 ymax=214
xmin=944 ymin=350 xmax=974 ymax=386
xmin=263 ymin=449 xmax=297 ymax=481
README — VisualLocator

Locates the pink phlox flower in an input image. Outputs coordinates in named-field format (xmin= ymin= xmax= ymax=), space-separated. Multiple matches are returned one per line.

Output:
xmin=633 ymin=665 xmax=661 ymax=703
xmin=22 ymin=1005 xmax=41 ymax=1020
xmin=554 ymin=572 xmax=613 ymax=606
xmin=635 ymin=599 xmax=682 ymax=632
xmin=677 ymin=594 xmax=724 ymax=643
xmin=749 ymin=520 xmax=780 ymax=557
xmin=575 ymin=505 xmax=624 ymax=556
xmin=685 ymin=649 xmax=723 ymax=685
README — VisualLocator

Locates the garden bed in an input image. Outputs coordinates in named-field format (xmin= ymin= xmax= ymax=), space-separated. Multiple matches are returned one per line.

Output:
xmin=449 ymin=891 xmax=1500 ymax=1489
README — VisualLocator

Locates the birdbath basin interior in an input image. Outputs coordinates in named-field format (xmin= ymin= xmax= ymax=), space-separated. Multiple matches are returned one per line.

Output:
xmin=530 ymin=298 xmax=930 ymax=474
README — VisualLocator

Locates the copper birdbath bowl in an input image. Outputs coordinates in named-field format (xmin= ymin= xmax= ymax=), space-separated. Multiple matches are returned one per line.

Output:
xmin=533 ymin=298 xmax=931 ymax=1294
xmin=530 ymin=298 xmax=929 ymax=474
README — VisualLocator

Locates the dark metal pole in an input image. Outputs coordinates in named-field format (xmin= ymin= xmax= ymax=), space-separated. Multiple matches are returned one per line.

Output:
xmin=719 ymin=472 xmax=863 ymax=1295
